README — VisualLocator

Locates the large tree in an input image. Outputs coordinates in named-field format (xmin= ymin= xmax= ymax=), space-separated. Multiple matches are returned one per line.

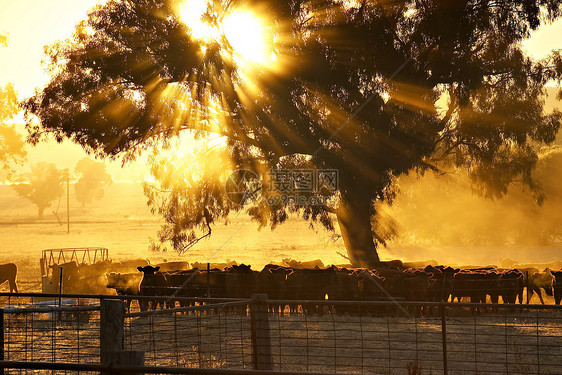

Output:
xmin=13 ymin=162 xmax=64 ymax=219
xmin=74 ymin=157 xmax=113 ymax=208
xmin=23 ymin=0 xmax=562 ymax=266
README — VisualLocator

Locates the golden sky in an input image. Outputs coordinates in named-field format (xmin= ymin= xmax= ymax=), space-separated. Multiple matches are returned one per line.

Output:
xmin=0 ymin=0 xmax=561 ymax=180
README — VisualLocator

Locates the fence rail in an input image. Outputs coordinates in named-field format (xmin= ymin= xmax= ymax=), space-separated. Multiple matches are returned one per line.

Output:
xmin=0 ymin=294 xmax=561 ymax=374
xmin=0 ymin=360 xmax=326 ymax=375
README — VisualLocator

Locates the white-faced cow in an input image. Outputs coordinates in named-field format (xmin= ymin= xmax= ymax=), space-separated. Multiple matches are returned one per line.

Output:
xmin=0 ymin=263 xmax=18 ymax=293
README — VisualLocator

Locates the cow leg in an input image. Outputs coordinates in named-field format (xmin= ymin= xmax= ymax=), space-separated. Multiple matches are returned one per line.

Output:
xmin=526 ymin=288 xmax=534 ymax=303
xmin=536 ymin=289 xmax=545 ymax=305
xmin=9 ymin=280 xmax=18 ymax=293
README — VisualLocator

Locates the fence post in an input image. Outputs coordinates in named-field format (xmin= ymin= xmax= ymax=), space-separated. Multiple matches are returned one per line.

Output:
xmin=100 ymin=299 xmax=144 ymax=374
xmin=250 ymin=294 xmax=273 ymax=371
xmin=440 ymin=303 xmax=448 ymax=375
xmin=100 ymin=299 xmax=125 ymax=363
xmin=0 ymin=309 xmax=4 ymax=375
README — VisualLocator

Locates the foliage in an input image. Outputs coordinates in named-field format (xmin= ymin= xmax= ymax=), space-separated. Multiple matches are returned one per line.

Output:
xmin=144 ymin=144 xmax=233 ymax=252
xmin=23 ymin=0 xmax=562 ymax=265
xmin=74 ymin=157 xmax=113 ymax=207
xmin=0 ymin=34 xmax=26 ymax=178
xmin=13 ymin=162 xmax=64 ymax=219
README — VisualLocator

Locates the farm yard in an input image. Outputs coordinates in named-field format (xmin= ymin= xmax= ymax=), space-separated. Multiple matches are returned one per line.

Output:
xmin=0 ymin=182 xmax=562 ymax=374
xmin=1 ymin=182 xmax=562 ymax=297
xmin=3 ymin=0 xmax=562 ymax=373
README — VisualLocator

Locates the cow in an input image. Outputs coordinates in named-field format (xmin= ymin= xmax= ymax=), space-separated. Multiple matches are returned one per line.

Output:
xmin=286 ymin=267 xmax=338 ymax=315
xmin=354 ymin=268 xmax=387 ymax=315
xmin=225 ymin=264 xmax=256 ymax=299
xmin=498 ymin=270 xmax=523 ymax=304
xmin=153 ymin=261 xmax=189 ymax=272
xmin=50 ymin=261 xmax=80 ymax=293
xmin=0 ymin=263 xmax=18 ymax=293
xmin=424 ymin=265 xmax=459 ymax=303
xmin=525 ymin=270 xmax=553 ymax=304
xmin=106 ymin=272 xmax=142 ymax=309
xmin=164 ymin=268 xmax=228 ymax=305
xmin=224 ymin=264 xmax=256 ymax=314
xmin=137 ymin=265 xmax=169 ymax=310
xmin=255 ymin=264 xmax=292 ymax=314
xmin=448 ymin=271 xmax=489 ymax=303
xmin=282 ymin=258 xmax=325 ymax=269
xmin=550 ymin=270 xmax=562 ymax=305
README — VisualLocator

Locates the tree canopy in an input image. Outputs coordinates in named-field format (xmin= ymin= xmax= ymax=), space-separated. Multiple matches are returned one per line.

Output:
xmin=74 ymin=157 xmax=113 ymax=207
xmin=24 ymin=0 xmax=562 ymax=266
xmin=13 ymin=162 xmax=64 ymax=219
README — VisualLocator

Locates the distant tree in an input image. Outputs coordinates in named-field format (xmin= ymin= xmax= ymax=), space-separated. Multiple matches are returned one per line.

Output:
xmin=13 ymin=162 xmax=64 ymax=219
xmin=0 ymin=34 xmax=26 ymax=178
xmin=23 ymin=0 xmax=562 ymax=266
xmin=74 ymin=157 xmax=112 ymax=207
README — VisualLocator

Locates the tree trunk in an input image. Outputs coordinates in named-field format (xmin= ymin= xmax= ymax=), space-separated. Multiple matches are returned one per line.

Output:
xmin=38 ymin=206 xmax=45 ymax=220
xmin=336 ymin=198 xmax=380 ymax=268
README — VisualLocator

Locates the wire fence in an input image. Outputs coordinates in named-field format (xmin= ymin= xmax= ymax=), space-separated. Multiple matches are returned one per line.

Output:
xmin=124 ymin=300 xmax=253 ymax=369
xmin=119 ymin=297 xmax=562 ymax=375
xmin=0 ymin=294 xmax=561 ymax=374
xmin=0 ymin=293 xmax=104 ymax=366
xmin=264 ymin=301 xmax=562 ymax=374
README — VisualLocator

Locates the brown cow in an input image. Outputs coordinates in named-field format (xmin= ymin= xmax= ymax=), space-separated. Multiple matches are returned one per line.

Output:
xmin=0 ymin=263 xmax=18 ymax=293
xmin=526 ymin=271 xmax=554 ymax=304
xmin=255 ymin=264 xmax=292 ymax=314
xmin=137 ymin=265 xmax=168 ymax=310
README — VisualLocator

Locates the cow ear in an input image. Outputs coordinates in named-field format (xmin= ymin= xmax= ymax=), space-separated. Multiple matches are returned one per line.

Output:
xmin=137 ymin=266 xmax=143 ymax=272
xmin=155 ymin=266 xmax=160 ymax=272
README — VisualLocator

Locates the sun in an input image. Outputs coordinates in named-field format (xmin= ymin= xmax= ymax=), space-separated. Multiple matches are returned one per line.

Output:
xmin=222 ymin=10 xmax=270 ymax=65
xmin=177 ymin=0 xmax=273 ymax=68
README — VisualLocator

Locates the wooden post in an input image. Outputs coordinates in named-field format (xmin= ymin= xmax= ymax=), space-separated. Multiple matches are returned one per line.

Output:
xmin=100 ymin=300 xmax=125 ymax=364
xmin=100 ymin=300 xmax=145 ymax=374
xmin=250 ymin=294 xmax=273 ymax=370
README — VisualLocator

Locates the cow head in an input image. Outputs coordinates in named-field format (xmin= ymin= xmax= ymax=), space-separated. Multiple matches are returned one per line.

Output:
xmin=137 ymin=265 xmax=160 ymax=274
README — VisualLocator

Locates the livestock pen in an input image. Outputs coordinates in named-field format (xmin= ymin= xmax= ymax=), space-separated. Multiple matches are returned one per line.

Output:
xmin=0 ymin=293 xmax=561 ymax=374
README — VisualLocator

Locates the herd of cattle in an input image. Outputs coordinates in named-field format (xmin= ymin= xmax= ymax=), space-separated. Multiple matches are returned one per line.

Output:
xmin=101 ymin=259 xmax=562 ymax=312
